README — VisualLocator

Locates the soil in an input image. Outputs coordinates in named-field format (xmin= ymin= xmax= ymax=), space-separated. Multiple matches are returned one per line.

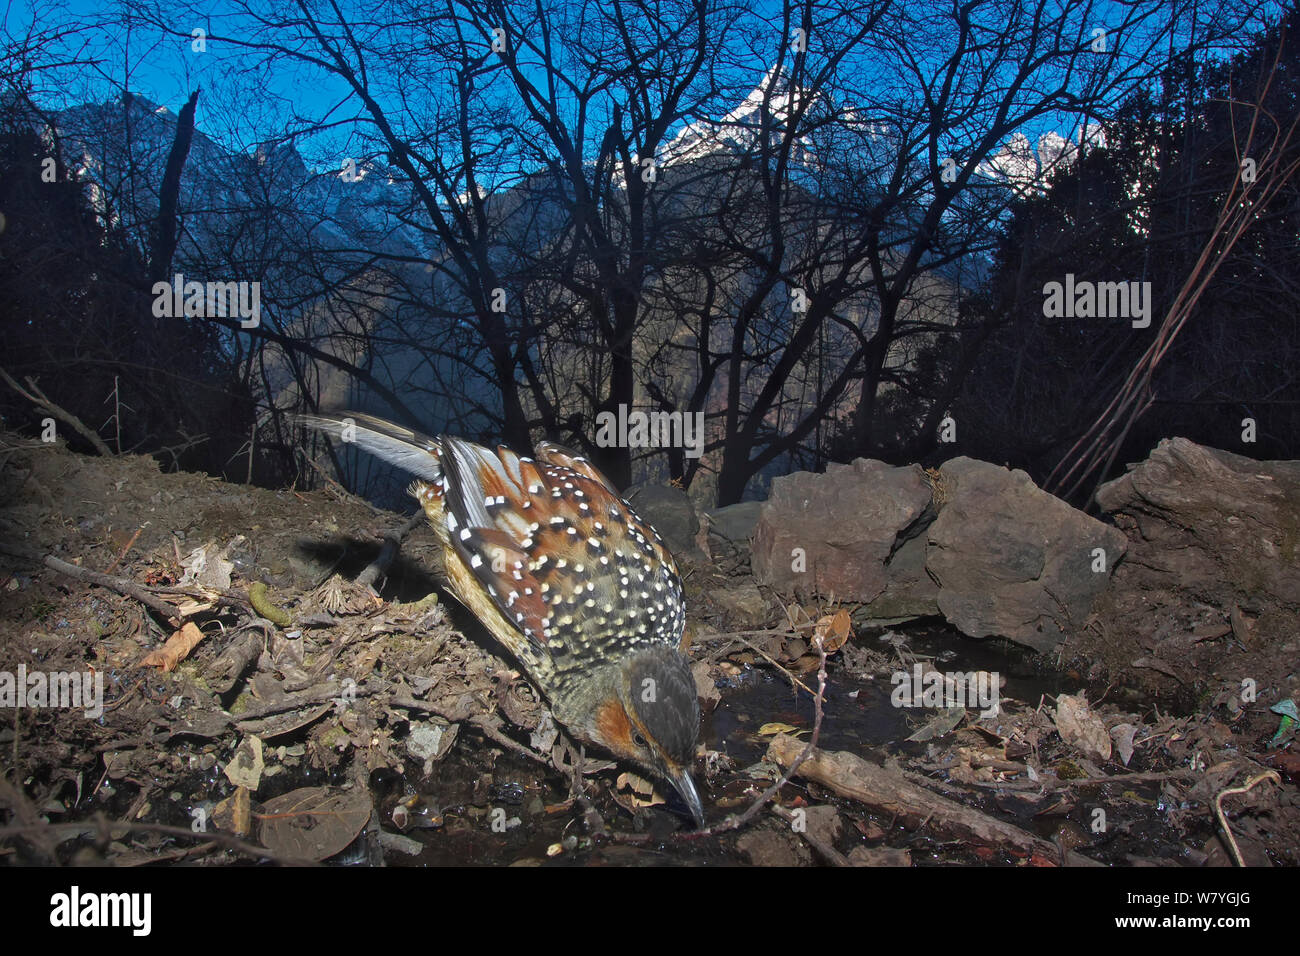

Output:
xmin=1 ymin=432 xmax=1296 ymax=866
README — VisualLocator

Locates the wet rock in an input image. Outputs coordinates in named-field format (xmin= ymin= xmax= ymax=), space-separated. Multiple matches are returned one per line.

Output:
xmin=802 ymin=804 xmax=843 ymax=847
xmin=751 ymin=459 xmax=934 ymax=603
xmin=927 ymin=457 xmax=1126 ymax=653
xmin=847 ymin=846 xmax=911 ymax=866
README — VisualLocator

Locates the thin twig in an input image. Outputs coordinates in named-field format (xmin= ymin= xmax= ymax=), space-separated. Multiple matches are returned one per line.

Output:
xmin=712 ymin=631 xmax=817 ymax=697
xmin=104 ymin=523 xmax=148 ymax=575
xmin=704 ymin=632 xmax=830 ymax=835
xmin=1214 ymin=770 xmax=1280 ymax=866
xmin=0 ymin=368 xmax=113 ymax=455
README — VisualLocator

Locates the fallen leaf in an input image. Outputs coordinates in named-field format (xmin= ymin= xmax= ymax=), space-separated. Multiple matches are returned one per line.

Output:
xmin=1109 ymin=722 xmax=1137 ymax=766
xmin=179 ymin=540 xmax=235 ymax=589
xmin=814 ymin=609 xmax=853 ymax=653
xmin=905 ymin=706 xmax=965 ymax=741
xmin=758 ymin=722 xmax=806 ymax=736
xmin=257 ymin=786 xmax=371 ymax=862
xmin=223 ymin=735 xmax=265 ymax=790
xmin=612 ymin=771 xmax=666 ymax=813
xmin=140 ymin=621 xmax=205 ymax=672
xmin=1055 ymin=694 xmax=1112 ymax=762
xmin=214 ymin=787 xmax=252 ymax=836
xmin=235 ymin=703 xmax=332 ymax=740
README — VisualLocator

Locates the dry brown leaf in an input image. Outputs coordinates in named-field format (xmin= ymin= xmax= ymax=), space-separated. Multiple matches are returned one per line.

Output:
xmin=214 ymin=787 xmax=252 ymax=836
xmin=814 ymin=609 xmax=853 ymax=653
xmin=1055 ymin=694 xmax=1112 ymax=762
xmin=613 ymin=771 xmax=665 ymax=812
xmin=140 ymin=621 xmax=205 ymax=671
xmin=257 ymin=786 xmax=371 ymax=861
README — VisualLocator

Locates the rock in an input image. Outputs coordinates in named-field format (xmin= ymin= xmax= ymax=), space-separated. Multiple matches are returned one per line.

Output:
xmin=847 ymin=846 xmax=911 ymax=866
xmin=735 ymin=828 xmax=811 ymax=866
xmin=1096 ymin=438 xmax=1300 ymax=607
xmin=801 ymin=804 xmax=843 ymax=847
xmin=927 ymin=457 xmax=1126 ymax=653
xmin=859 ymin=529 xmax=940 ymax=623
xmin=1090 ymin=438 xmax=1300 ymax=686
xmin=707 ymin=578 xmax=772 ymax=628
xmin=623 ymin=482 xmax=702 ymax=559
xmin=705 ymin=501 xmax=763 ymax=573
xmin=751 ymin=459 xmax=934 ymax=603
xmin=706 ymin=501 xmax=763 ymax=543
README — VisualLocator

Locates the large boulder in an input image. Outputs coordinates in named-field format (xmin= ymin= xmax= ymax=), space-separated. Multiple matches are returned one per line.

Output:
xmin=751 ymin=459 xmax=935 ymax=604
xmin=1089 ymin=438 xmax=1300 ymax=689
xmin=927 ymin=458 xmax=1127 ymax=653
xmin=1095 ymin=438 xmax=1300 ymax=604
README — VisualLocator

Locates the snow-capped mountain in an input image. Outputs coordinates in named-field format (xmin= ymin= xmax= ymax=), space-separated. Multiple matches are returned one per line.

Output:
xmin=977 ymin=124 xmax=1109 ymax=198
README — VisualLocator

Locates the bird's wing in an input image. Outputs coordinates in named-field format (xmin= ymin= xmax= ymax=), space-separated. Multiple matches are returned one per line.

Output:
xmin=298 ymin=412 xmax=443 ymax=481
xmin=535 ymin=441 xmax=620 ymax=496
xmin=438 ymin=436 xmax=686 ymax=659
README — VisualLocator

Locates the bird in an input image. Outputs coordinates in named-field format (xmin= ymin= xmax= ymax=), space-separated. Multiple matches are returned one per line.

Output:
xmin=300 ymin=412 xmax=704 ymax=827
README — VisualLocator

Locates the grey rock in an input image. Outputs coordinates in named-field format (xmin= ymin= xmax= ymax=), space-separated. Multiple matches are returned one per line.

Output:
xmin=1094 ymin=438 xmax=1300 ymax=662
xmin=859 ymin=530 xmax=940 ymax=623
xmin=704 ymin=501 xmax=764 ymax=573
xmin=706 ymin=501 xmax=763 ymax=543
xmin=623 ymin=482 xmax=701 ymax=559
xmin=927 ymin=457 xmax=1126 ymax=652
xmin=751 ymin=459 xmax=933 ymax=602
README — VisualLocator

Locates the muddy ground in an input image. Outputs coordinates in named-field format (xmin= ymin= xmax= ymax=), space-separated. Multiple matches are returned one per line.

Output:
xmin=1 ymin=432 xmax=1296 ymax=866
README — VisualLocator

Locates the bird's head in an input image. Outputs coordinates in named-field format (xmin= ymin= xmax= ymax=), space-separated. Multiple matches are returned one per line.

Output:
xmin=575 ymin=644 xmax=703 ymax=827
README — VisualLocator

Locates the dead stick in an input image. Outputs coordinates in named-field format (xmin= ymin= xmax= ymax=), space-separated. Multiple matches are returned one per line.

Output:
xmin=43 ymin=554 xmax=179 ymax=621
xmin=0 ymin=368 xmax=114 ymax=456
xmin=357 ymin=512 xmax=427 ymax=589
xmin=766 ymin=734 xmax=1101 ymax=866
xmin=104 ymin=523 xmax=148 ymax=575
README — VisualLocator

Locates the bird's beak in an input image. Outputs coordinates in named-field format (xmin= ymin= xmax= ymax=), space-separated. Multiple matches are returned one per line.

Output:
xmin=671 ymin=769 xmax=706 ymax=829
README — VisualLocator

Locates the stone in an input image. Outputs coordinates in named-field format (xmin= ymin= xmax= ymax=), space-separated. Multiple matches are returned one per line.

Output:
xmin=704 ymin=501 xmax=763 ymax=574
xmin=1089 ymin=438 xmax=1300 ymax=686
xmin=623 ymin=482 xmax=701 ymax=559
xmin=706 ymin=501 xmax=763 ymax=543
xmin=751 ymin=459 xmax=934 ymax=602
xmin=927 ymin=457 xmax=1126 ymax=653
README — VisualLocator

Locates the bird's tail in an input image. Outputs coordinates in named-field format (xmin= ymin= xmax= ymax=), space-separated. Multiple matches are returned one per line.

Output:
xmin=297 ymin=411 xmax=444 ymax=481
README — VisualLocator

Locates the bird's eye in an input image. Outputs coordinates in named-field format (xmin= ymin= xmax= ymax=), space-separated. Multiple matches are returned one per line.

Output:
xmin=632 ymin=732 xmax=648 ymax=749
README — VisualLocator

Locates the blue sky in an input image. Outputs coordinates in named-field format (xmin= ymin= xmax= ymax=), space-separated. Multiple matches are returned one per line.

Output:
xmin=10 ymin=0 xmax=1285 ymax=169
